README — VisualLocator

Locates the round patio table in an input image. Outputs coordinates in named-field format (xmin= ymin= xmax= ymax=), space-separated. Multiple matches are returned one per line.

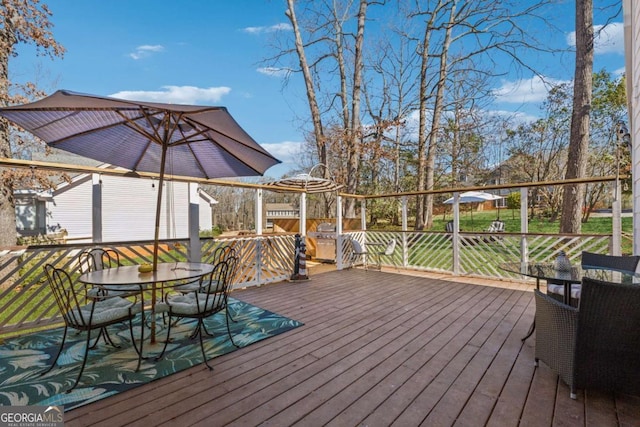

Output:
xmin=79 ymin=262 xmax=214 ymax=343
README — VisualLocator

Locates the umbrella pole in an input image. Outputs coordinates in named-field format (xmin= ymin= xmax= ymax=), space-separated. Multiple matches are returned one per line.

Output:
xmin=153 ymin=145 xmax=168 ymax=272
xmin=150 ymin=141 xmax=169 ymax=344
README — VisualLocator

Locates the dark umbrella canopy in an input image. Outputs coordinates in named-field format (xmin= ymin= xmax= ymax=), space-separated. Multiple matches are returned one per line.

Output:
xmin=0 ymin=90 xmax=281 ymax=270
xmin=0 ymin=90 xmax=280 ymax=179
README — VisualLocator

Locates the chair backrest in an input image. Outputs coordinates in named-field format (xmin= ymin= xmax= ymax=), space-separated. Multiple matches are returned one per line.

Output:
xmin=574 ymin=277 xmax=640 ymax=395
xmin=198 ymin=259 xmax=232 ymax=313
xmin=445 ymin=220 xmax=454 ymax=233
xmin=581 ymin=251 xmax=640 ymax=273
xmin=487 ymin=220 xmax=505 ymax=232
xmin=351 ymin=239 xmax=364 ymax=254
xmin=225 ymin=255 xmax=239 ymax=288
xmin=207 ymin=245 xmax=237 ymax=265
xmin=78 ymin=248 xmax=120 ymax=274
xmin=44 ymin=264 xmax=89 ymax=328
xmin=384 ymin=239 xmax=396 ymax=256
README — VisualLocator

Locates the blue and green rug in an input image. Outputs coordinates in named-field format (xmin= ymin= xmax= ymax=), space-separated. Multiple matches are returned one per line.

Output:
xmin=0 ymin=298 xmax=302 ymax=411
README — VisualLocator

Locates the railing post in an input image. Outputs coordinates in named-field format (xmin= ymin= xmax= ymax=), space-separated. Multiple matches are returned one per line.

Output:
xmin=188 ymin=183 xmax=201 ymax=262
xmin=300 ymin=192 xmax=306 ymax=236
xmin=402 ymin=196 xmax=408 ymax=268
xmin=452 ymin=193 xmax=460 ymax=275
xmin=255 ymin=188 xmax=263 ymax=236
xmin=336 ymin=196 xmax=344 ymax=270
xmin=256 ymin=237 xmax=263 ymax=285
xmin=520 ymin=188 xmax=529 ymax=263
xmin=92 ymin=173 xmax=103 ymax=243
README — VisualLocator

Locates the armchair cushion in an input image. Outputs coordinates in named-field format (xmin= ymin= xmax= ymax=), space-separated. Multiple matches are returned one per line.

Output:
xmin=546 ymin=283 xmax=582 ymax=299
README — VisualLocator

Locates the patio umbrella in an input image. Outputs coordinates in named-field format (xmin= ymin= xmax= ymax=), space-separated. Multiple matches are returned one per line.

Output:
xmin=265 ymin=173 xmax=343 ymax=194
xmin=264 ymin=164 xmax=343 ymax=236
xmin=443 ymin=191 xmax=504 ymax=229
xmin=0 ymin=90 xmax=281 ymax=269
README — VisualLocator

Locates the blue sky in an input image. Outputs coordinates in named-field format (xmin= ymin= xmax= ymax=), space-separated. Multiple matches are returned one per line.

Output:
xmin=10 ymin=1 xmax=626 ymax=179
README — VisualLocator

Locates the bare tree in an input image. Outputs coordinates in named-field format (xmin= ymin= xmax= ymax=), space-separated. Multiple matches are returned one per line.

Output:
xmin=0 ymin=1 xmax=64 ymax=247
xmin=281 ymin=0 xmax=375 ymax=218
xmin=560 ymin=0 xmax=593 ymax=233
xmin=284 ymin=0 xmax=327 ymax=170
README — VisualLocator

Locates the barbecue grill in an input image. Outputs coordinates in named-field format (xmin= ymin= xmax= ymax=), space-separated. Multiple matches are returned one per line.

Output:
xmin=308 ymin=222 xmax=337 ymax=262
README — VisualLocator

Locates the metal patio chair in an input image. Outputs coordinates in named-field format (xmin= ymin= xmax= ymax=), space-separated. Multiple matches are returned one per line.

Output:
xmin=41 ymin=264 xmax=143 ymax=392
xmin=350 ymin=239 xmax=369 ymax=269
xmin=155 ymin=258 xmax=239 ymax=370
xmin=77 ymin=248 xmax=140 ymax=300
xmin=373 ymin=239 xmax=397 ymax=270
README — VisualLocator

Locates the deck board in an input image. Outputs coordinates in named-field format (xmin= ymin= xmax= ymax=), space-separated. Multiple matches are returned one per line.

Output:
xmin=64 ymin=268 xmax=640 ymax=426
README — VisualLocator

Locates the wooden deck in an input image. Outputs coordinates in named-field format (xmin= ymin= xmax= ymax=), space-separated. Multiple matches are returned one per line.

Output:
xmin=65 ymin=268 xmax=640 ymax=426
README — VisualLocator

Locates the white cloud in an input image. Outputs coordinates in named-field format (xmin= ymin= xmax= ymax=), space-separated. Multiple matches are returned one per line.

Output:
xmin=257 ymin=67 xmax=292 ymax=78
xmin=109 ymin=85 xmax=231 ymax=104
xmin=492 ymin=75 xmax=570 ymax=104
xmin=128 ymin=44 xmax=164 ymax=60
xmin=243 ymin=23 xmax=292 ymax=34
xmin=485 ymin=109 xmax=539 ymax=124
xmin=260 ymin=141 xmax=305 ymax=165
xmin=566 ymin=22 xmax=624 ymax=55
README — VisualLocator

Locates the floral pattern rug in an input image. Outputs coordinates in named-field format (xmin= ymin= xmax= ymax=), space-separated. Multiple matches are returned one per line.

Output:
xmin=0 ymin=298 xmax=302 ymax=411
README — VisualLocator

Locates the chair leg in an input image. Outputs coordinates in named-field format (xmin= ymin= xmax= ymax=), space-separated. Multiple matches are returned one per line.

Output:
xmin=225 ymin=295 xmax=237 ymax=323
xmin=68 ymin=328 xmax=94 ymax=393
xmin=155 ymin=311 xmax=174 ymax=361
xmin=41 ymin=326 xmax=69 ymax=376
xmin=201 ymin=321 xmax=214 ymax=337
xmin=222 ymin=307 xmax=238 ymax=348
xmin=128 ymin=315 xmax=144 ymax=370
xmin=91 ymin=326 xmax=119 ymax=349
xmin=197 ymin=319 xmax=213 ymax=371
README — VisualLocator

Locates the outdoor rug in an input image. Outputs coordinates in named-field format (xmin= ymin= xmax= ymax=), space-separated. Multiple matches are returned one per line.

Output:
xmin=0 ymin=298 xmax=303 ymax=411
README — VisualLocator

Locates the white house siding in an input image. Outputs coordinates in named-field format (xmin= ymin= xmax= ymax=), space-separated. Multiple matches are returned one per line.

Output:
xmin=199 ymin=199 xmax=212 ymax=232
xmin=102 ymin=177 xmax=189 ymax=242
xmin=47 ymin=176 xmax=93 ymax=241
xmin=46 ymin=172 xmax=213 ymax=244
xmin=624 ymin=0 xmax=639 ymax=255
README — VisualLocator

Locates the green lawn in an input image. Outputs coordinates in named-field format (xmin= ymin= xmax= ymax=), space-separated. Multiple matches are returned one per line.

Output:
xmin=430 ymin=209 xmax=632 ymax=235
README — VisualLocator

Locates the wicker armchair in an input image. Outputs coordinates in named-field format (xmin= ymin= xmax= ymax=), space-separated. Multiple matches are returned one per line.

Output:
xmin=534 ymin=277 xmax=640 ymax=399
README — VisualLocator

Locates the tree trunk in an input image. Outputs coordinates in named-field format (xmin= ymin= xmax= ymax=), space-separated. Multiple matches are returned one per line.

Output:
xmin=424 ymin=1 xmax=455 ymax=230
xmin=0 ymin=27 xmax=15 ymax=247
xmin=560 ymin=0 xmax=593 ymax=234
xmin=285 ymin=0 xmax=327 ymax=174
xmin=415 ymin=4 xmax=439 ymax=230
xmin=345 ymin=0 xmax=368 ymax=218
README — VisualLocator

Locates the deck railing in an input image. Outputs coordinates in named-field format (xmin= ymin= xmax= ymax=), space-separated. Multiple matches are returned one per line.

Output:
xmin=340 ymin=230 xmax=611 ymax=280
xmin=0 ymin=230 xmax=611 ymax=337
xmin=0 ymin=234 xmax=295 ymax=337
